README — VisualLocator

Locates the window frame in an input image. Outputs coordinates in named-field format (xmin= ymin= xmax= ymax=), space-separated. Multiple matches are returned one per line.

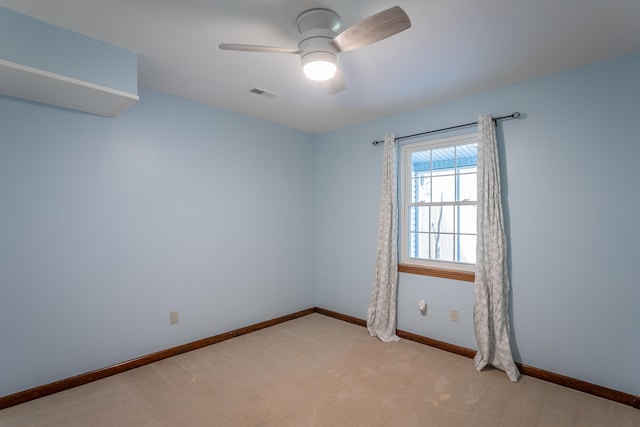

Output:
xmin=398 ymin=132 xmax=478 ymax=277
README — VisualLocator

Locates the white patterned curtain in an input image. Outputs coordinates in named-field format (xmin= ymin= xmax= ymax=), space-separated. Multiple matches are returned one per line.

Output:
xmin=367 ymin=134 xmax=400 ymax=343
xmin=473 ymin=114 xmax=520 ymax=382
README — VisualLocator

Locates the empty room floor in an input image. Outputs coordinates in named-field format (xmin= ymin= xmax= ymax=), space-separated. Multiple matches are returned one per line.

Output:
xmin=1 ymin=313 xmax=638 ymax=426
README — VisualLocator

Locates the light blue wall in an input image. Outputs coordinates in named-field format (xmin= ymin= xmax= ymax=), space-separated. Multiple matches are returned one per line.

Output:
xmin=315 ymin=53 xmax=640 ymax=396
xmin=0 ymin=89 xmax=315 ymax=397
xmin=0 ymin=7 xmax=137 ymax=94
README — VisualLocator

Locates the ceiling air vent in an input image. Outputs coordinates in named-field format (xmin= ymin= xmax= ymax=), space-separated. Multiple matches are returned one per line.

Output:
xmin=249 ymin=87 xmax=278 ymax=99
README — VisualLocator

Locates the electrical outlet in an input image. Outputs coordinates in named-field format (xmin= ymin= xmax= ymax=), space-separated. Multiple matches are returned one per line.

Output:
xmin=170 ymin=310 xmax=179 ymax=324
xmin=450 ymin=309 xmax=459 ymax=323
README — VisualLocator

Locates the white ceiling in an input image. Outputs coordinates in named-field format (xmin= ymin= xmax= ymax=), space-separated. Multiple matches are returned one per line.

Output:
xmin=1 ymin=0 xmax=639 ymax=133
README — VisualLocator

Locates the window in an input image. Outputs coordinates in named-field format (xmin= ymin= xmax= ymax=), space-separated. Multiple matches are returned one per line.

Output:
xmin=399 ymin=133 xmax=477 ymax=273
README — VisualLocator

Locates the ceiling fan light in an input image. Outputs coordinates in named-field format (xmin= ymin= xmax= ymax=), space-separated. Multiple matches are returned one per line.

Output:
xmin=301 ymin=51 xmax=337 ymax=81
xmin=304 ymin=61 xmax=337 ymax=81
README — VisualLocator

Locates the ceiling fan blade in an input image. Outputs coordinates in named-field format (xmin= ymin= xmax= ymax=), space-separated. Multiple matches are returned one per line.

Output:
xmin=330 ymin=6 xmax=411 ymax=53
xmin=218 ymin=43 xmax=300 ymax=54
xmin=323 ymin=69 xmax=346 ymax=95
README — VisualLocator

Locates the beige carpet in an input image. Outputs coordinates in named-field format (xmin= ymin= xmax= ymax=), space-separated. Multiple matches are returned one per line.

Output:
xmin=1 ymin=313 xmax=638 ymax=426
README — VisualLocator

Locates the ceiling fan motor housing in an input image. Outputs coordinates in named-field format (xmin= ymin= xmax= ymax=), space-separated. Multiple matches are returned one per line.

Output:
xmin=299 ymin=28 xmax=338 ymax=61
xmin=296 ymin=8 xmax=341 ymax=33
xmin=296 ymin=9 xmax=342 ymax=80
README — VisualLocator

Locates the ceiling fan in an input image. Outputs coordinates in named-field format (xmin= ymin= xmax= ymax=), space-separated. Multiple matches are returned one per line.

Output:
xmin=219 ymin=6 xmax=411 ymax=94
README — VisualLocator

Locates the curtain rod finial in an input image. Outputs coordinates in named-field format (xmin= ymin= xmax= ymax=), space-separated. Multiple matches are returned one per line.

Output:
xmin=513 ymin=112 xmax=521 ymax=119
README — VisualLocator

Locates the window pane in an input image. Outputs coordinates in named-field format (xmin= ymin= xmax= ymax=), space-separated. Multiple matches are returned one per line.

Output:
xmin=456 ymin=205 xmax=477 ymax=234
xmin=409 ymin=230 xmax=430 ymax=259
xmin=431 ymin=233 xmax=454 ymax=262
xmin=411 ymin=151 xmax=431 ymax=174
xmin=430 ymin=205 xmax=453 ymax=233
xmin=410 ymin=206 xmax=430 ymax=233
xmin=416 ymin=232 xmax=429 ymax=259
xmin=456 ymin=143 xmax=478 ymax=169
xmin=431 ymin=174 xmax=455 ymax=202
xmin=458 ymin=169 xmax=477 ymax=201
xmin=431 ymin=146 xmax=456 ymax=170
xmin=457 ymin=235 xmax=477 ymax=263
xmin=411 ymin=173 xmax=431 ymax=203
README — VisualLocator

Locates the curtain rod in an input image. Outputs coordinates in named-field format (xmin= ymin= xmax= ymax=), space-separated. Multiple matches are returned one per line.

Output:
xmin=372 ymin=112 xmax=521 ymax=145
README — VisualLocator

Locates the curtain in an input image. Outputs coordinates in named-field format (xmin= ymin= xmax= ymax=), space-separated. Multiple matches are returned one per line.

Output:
xmin=367 ymin=134 xmax=400 ymax=343
xmin=473 ymin=114 xmax=520 ymax=382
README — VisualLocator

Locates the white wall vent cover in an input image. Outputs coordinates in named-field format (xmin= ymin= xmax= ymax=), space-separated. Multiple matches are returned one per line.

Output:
xmin=249 ymin=87 xmax=278 ymax=99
